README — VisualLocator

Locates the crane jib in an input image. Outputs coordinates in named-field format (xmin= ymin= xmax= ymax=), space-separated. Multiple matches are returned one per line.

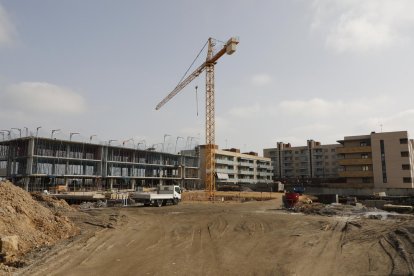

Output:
xmin=155 ymin=37 xmax=238 ymax=111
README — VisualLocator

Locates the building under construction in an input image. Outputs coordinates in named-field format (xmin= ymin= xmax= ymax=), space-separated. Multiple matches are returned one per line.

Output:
xmin=0 ymin=137 xmax=200 ymax=192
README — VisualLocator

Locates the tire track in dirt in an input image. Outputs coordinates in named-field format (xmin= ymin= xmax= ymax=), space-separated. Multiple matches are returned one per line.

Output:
xmin=295 ymin=219 xmax=348 ymax=276
xmin=379 ymin=227 xmax=414 ymax=275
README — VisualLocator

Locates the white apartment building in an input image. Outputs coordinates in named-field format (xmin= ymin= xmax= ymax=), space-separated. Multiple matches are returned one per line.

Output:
xmin=184 ymin=145 xmax=273 ymax=186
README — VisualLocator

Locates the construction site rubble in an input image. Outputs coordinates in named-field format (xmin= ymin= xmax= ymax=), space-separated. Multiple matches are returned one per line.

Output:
xmin=0 ymin=180 xmax=79 ymax=268
xmin=79 ymin=200 xmax=107 ymax=209
xmin=292 ymin=201 xmax=412 ymax=220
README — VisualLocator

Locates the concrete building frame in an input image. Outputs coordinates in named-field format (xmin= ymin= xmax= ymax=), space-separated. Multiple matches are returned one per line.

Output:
xmin=0 ymin=137 xmax=200 ymax=192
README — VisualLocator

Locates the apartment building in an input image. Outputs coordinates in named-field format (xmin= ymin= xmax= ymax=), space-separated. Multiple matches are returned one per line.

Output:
xmin=0 ymin=136 xmax=200 ymax=191
xmin=263 ymin=140 xmax=340 ymax=180
xmin=337 ymin=131 xmax=414 ymax=189
xmin=185 ymin=145 xmax=273 ymax=186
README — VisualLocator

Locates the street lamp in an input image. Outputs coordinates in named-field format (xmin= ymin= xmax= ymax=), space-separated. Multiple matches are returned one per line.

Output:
xmin=1 ymin=130 xmax=11 ymax=140
xmin=11 ymin=128 xmax=21 ymax=138
xmin=108 ymin=139 xmax=117 ymax=146
xmin=175 ymin=136 xmax=184 ymax=153
xmin=36 ymin=126 xmax=42 ymax=137
xmin=51 ymin=129 xmax=61 ymax=139
xmin=122 ymin=138 xmax=134 ymax=147
xmin=187 ymin=136 xmax=197 ymax=150
xmin=166 ymin=143 xmax=173 ymax=153
xmin=70 ymin=132 xmax=80 ymax=141
xmin=163 ymin=134 xmax=171 ymax=152
xmin=150 ymin=143 xmax=163 ymax=151
xmin=137 ymin=139 xmax=146 ymax=150
xmin=89 ymin=134 xmax=97 ymax=143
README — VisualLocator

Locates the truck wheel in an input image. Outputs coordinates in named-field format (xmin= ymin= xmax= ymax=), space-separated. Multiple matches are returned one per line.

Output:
xmin=173 ymin=198 xmax=179 ymax=205
xmin=156 ymin=200 xmax=163 ymax=207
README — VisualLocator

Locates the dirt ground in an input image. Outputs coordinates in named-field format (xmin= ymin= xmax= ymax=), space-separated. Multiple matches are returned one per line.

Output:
xmin=14 ymin=197 xmax=414 ymax=276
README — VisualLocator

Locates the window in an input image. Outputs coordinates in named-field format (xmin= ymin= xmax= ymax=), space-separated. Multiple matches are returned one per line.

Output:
xmin=360 ymin=141 xmax=367 ymax=146
xmin=362 ymin=165 xmax=369 ymax=171
xmin=362 ymin=178 xmax=371 ymax=183
xmin=401 ymin=151 xmax=409 ymax=157
xmin=403 ymin=177 xmax=412 ymax=183
xmin=361 ymin=154 xmax=368 ymax=159
xmin=380 ymin=140 xmax=387 ymax=183
xmin=400 ymin=138 xmax=408 ymax=144
xmin=402 ymin=164 xmax=410 ymax=170
xmin=331 ymin=149 xmax=336 ymax=152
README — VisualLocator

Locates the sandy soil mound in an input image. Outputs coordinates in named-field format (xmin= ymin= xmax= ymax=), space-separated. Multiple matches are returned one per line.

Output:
xmin=31 ymin=192 xmax=76 ymax=213
xmin=0 ymin=181 xmax=79 ymax=266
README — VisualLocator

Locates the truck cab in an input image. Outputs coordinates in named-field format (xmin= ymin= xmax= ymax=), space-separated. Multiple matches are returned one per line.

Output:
xmin=158 ymin=185 xmax=182 ymax=200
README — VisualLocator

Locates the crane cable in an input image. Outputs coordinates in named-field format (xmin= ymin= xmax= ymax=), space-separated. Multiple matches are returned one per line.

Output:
xmin=176 ymin=40 xmax=209 ymax=86
xmin=195 ymin=85 xmax=199 ymax=116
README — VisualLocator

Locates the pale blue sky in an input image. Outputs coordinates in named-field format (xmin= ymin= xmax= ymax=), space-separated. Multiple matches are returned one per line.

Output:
xmin=1 ymin=1 xmax=414 ymax=153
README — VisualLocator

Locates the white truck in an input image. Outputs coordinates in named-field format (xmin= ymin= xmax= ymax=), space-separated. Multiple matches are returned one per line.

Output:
xmin=131 ymin=185 xmax=182 ymax=207
xmin=276 ymin=181 xmax=285 ymax=192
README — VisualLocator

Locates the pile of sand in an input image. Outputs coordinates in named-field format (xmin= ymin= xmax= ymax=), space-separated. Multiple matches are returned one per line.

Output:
xmin=0 ymin=181 xmax=79 ymax=266
xmin=31 ymin=192 xmax=76 ymax=213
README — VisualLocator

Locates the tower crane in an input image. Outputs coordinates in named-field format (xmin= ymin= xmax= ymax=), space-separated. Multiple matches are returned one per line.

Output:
xmin=155 ymin=37 xmax=239 ymax=198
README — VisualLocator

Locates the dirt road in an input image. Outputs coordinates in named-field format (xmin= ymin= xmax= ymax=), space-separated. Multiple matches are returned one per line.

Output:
xmin=21 ymin=200 xmax=414 ymax=276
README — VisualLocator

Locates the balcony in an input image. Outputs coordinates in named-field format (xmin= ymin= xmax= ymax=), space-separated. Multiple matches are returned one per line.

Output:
xmin=237 ymin=178 xmax=255 ymax=184
xmin=336 ymin=146 xmax=371 ymax=154
xmin=238 ymin=170 xmax=254 ymax=175
xmin=339 ymin=171 xmax=374 ymax=178
xmin=338 ymin=158 xmax=373 ymax=166
xmin=239 ymin=162 xmax=254 ymax=167
xmin=216 ymin=168 xmax=235 ymax=174
xmin=215 ymin=159 xmax=235 ymax=165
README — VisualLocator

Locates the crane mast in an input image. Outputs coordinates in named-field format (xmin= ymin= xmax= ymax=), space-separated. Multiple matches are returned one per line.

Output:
xmin=155 ymin=37 xmax=239 ymax=198
xmin=205 ymin=38 xmax=216 ymax=197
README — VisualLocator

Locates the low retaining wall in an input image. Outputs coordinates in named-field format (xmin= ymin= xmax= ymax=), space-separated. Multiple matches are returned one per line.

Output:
xmin=314 ymin=194 xmax=339 ymax=204
xmin=305 ymin=187 xmax=414 ymax=197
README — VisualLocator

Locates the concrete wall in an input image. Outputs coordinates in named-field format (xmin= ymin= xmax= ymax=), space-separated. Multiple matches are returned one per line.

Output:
xmin=305 ymin=186 xmax=414 ymax=196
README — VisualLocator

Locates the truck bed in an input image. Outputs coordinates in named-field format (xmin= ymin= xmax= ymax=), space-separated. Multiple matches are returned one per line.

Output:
xmin=131 ymin=192 xmax=174 ymax=201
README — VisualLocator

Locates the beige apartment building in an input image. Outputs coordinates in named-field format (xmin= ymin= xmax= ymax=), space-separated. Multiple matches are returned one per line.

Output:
xmin=263 ymin=140 xmax=340 ymax=180
xmin=186 ymin=145 xmax=273 ymax=186
xmin=338 ymin=131 xmax=414 ymax=189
